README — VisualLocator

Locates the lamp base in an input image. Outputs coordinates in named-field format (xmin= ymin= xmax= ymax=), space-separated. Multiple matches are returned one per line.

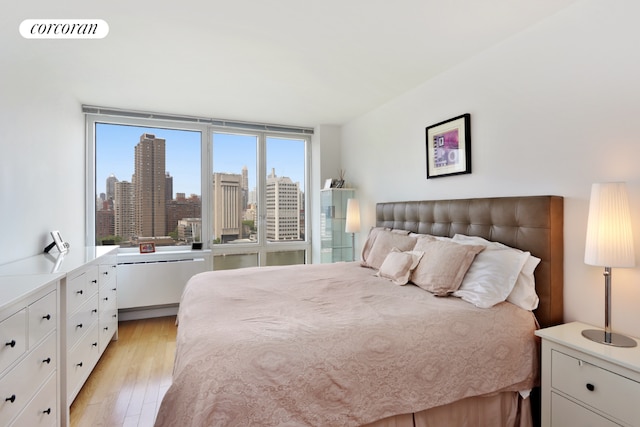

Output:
xmin=582 ymin=329 xmax=637 ymax=348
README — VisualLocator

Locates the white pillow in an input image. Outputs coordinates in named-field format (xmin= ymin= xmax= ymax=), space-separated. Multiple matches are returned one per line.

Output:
xmin=507 ymin=255 xmax=541 ymax=310
xmin=451 ymin=234 xmax=542 ymax=310
xmin=452 ymin=234 xmax=530 ymax=308
xmin=376 ymin=249 xmax=424 ymax=285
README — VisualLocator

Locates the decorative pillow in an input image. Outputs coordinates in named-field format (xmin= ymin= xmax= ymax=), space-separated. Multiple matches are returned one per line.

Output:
xmin=452 ymin=234 xmax=541 ymax=310
xmin=507 ymin=255 xmax=541 ymax=310
xmin=409 ymin=233 xmax=453 ymax=242
xmin=360 ymin=227 xmax=388 ymax=263
xmin=410 ymin=239 xmax=484 ymax=296
xmin=361 ymin=227 xmax=410 ymax=264
xmin=376 ymin=249 xmax=424 ymax=285
xmin=362 ymin=230 xmax=417 ymax=270
xmin=452 ymin=246 xmax=529 ymax=308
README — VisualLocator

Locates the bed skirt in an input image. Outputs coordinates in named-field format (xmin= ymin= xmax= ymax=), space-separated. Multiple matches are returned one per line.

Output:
xmin=363 ymin=392 xmax=532 ymax=427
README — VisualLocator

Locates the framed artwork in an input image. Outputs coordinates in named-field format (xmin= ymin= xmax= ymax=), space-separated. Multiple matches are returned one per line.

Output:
xmin=425 ymin=113 xmax=471 ymax=179
xmin=139 ymin=242 xmax=156 ymax=254
xmin=51 ymin=230 xmax=70 ymax=252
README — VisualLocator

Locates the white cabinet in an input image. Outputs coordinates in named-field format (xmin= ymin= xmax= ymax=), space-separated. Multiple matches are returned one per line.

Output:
xmin=0 ymin=275 xmax=60 ymax=427
xmin=0 ymin=246 xmax=118 ymax=427
xmin=536 ymin=322 xmax=640 ymax=427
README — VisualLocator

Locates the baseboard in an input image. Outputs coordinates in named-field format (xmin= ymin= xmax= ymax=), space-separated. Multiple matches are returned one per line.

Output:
xmin=118 ymin=304 xmax=179 ymax=321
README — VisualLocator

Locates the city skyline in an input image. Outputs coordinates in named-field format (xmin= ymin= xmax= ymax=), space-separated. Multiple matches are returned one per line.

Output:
xmin=96 ymin=123 xmax=306 ymax=198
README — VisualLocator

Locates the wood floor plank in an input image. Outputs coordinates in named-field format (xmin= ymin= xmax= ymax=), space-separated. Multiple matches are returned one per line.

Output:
xmin=70 ymin=316 xmax=177 ymax=427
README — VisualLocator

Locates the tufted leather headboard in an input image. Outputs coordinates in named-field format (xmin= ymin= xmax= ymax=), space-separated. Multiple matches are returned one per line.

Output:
xmin=376 ymin=196 xmax=563 ymax=328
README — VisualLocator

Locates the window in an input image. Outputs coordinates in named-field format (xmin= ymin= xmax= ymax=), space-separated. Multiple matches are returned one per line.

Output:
xmin=86 ymin=107 xmax=312 ymax=269
xmin=93 ymin=122 xmax=202 ymax=247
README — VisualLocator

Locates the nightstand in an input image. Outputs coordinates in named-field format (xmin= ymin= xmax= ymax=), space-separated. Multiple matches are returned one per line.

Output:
xmin=535 ymin=322 xmax=640 ymax=427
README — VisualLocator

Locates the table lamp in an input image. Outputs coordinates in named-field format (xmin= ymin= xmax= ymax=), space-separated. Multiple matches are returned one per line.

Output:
xmin=583 ymin=182 xmax=637 ymax=347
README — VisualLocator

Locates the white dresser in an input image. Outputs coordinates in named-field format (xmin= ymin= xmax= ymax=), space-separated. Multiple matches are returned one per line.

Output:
xmin=0 ymin=246 xmax=118 ymax=427
xmin=0 ymin=274 xmax=62 ymax=427
xmin=536 ymin=322 xmax=640 ymax=427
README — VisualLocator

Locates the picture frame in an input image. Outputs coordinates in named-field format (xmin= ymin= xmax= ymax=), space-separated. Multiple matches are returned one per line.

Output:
xmin=324 ymin=178 xmax=334 ymax=190
xmin=425 ymin=113 xmax=471 ymax=179
xmin=139 ymin=242 xmax=156 ymax=254
xmin=51 ymin=230 xmax=70 ymax=253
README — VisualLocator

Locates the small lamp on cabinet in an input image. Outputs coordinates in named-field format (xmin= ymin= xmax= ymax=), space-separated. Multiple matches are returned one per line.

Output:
xmin=583 ymin=182 xmax=637 ymax=347
xmin=345 ymin=198 xmax=361 ymax=262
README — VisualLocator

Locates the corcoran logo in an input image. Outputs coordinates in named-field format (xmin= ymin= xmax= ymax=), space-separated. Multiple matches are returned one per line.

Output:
xmin=19 ymin=19 xmax=109 ymax=39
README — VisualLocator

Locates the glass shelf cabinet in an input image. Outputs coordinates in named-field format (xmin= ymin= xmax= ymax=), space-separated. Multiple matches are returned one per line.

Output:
xmin=320 ymin=188 xmax=355 ymax=263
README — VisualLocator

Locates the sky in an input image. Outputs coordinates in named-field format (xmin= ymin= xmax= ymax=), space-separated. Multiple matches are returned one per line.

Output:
xmin=95 ymin=123 xmax=306 ymax=197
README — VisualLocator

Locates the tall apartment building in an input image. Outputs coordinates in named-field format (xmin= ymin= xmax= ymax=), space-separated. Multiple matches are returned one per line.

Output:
xmin=106 ymin=173 xmax=118 ymax=202
xmin=212 ymin=172 xmax=243 ymax=243
xmin=266 ymin=169 xmax=300 ymax=241
xmin=134 ymin=133 xmax=166 ymax=238
xmin=114 ymin=180 xmax=135 ymax=241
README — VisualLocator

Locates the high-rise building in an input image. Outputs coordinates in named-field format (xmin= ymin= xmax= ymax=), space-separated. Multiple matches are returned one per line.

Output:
xmin=134 ymin=133 xmax=166 ymax=238
xmin=241 ymin=165 xmax=249 ymax=209
xmin=212 ymin=172 xmax=243 ymax=243
xmin=165 ymin=172 xmax=173 ymax=202
xmin=106 ymin=174 xmax=118 ymax=203
xmin=114 ymin=180 xmax=135 ymax=241
xmin=266 ymin=168 xmax=300 ymax=241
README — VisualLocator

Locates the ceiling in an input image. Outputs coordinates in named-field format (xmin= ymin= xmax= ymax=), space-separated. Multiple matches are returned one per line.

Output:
xmin=3 ymin=0 xmax=577 ymax=128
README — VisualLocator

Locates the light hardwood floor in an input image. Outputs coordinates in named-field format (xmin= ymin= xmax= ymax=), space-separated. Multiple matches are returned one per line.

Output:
xmin=70 ymin=316 xmax=177 ymax=427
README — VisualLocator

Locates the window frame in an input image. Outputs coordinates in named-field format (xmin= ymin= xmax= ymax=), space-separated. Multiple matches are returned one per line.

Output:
xmin=85 ymin=108 xmax=312 ymax=264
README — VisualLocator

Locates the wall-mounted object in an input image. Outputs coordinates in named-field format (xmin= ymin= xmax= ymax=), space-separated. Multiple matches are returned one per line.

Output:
xmin=426 ymin=113 xmax=471 ymax=179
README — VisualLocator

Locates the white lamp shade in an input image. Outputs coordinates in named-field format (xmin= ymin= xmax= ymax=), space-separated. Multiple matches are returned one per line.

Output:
xmin=345 ymin=199 xmax=361 ymax=233
xmin=584 ymin=182 xmax=636 ymax=267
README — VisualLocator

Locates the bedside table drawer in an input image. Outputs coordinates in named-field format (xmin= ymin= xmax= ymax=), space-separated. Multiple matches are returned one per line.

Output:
xmin=552 ymin=349 xmax=640 ymax=425
xmin=551 ymin=392 xmax=619 ymax=427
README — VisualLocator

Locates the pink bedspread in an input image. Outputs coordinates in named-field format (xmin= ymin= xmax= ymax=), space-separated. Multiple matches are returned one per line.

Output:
xmin=155 ymin=262 xmax=538 ymax=427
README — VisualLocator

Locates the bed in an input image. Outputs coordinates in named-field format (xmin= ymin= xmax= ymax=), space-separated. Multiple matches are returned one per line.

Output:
xmin=155 ymin=195 xmax=563 ymax=427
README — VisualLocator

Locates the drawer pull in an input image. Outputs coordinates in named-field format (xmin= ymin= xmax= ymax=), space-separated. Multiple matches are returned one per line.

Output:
xmin=42 ymin=314 xmax=51 ymax=320
xmin=112 ymin=288 xmax=116 ymax=291
xmin=92 ymin=279 xmax=98 ymax=283
xmin=104 ymin=297 xmax=109 ymax=301
xmin=43 ymin=408 xmax=51 ymax=415
xmin=586 ymin=383 xmax=595 ymax=392
xmin=92 ymin=309 xmax=98 ymax=313
xmin=76 ymin=323 xmax=83 ymax=329
xmin=104 ymin=271 xmax=109 ymax=276
xmin=77 ymin=290 xmax=83 ymax=295
xmin=5 ymin=340 xmax=16 ymax=347
xmin=112 ymin=314 xmax=117 ymax=318
xmin=5 ymin=395 xmax=16 ymax=403
xmin=104 ymin=327 xmax=109 ymax=331
xmin=77 ymin=362 xmax=83 ymax=367
xmin=92 ymin=342 xmax=98 ymax=347
xmin=43 ymin=357 xmax=51 ymax=364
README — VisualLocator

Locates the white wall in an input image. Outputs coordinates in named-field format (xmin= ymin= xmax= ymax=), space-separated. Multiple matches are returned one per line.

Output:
xmin=342 ymin=0 xmax=640 ymax=338
xmin=0 ymin=70 xmax=85 ymax=264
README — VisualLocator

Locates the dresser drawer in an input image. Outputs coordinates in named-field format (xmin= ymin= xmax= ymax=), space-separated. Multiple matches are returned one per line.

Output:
xmin=552 ymin=349 xmax=640 ymax=425
xmin=66 ymin=271 xmax=90 ymax=314
xmin=99 ymin=263 xmax=117 ymax=288
xmin=10 ymin=371 xmax=57 ymax=427
xmin=0 ymin=332 xmax=56 ymax=425
xmin=67 ymin=322 xmax=100 ymax=401
xmin=99 ymin=286 xmax=117 ymax=312
xmin=99 ymin=309 xmax=118 ymax=354
xmin=0 ymin=309 xmax=26 ymax=374
xmin=87 ymin=266 xmax=100 ymax=295
xmin=28 ymin=290 xmax=57 ymax=348
xmin=66 ymin=293 xmax=99 ymax=349
xmin=551 ymin=392 xmax=619 ymax=427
